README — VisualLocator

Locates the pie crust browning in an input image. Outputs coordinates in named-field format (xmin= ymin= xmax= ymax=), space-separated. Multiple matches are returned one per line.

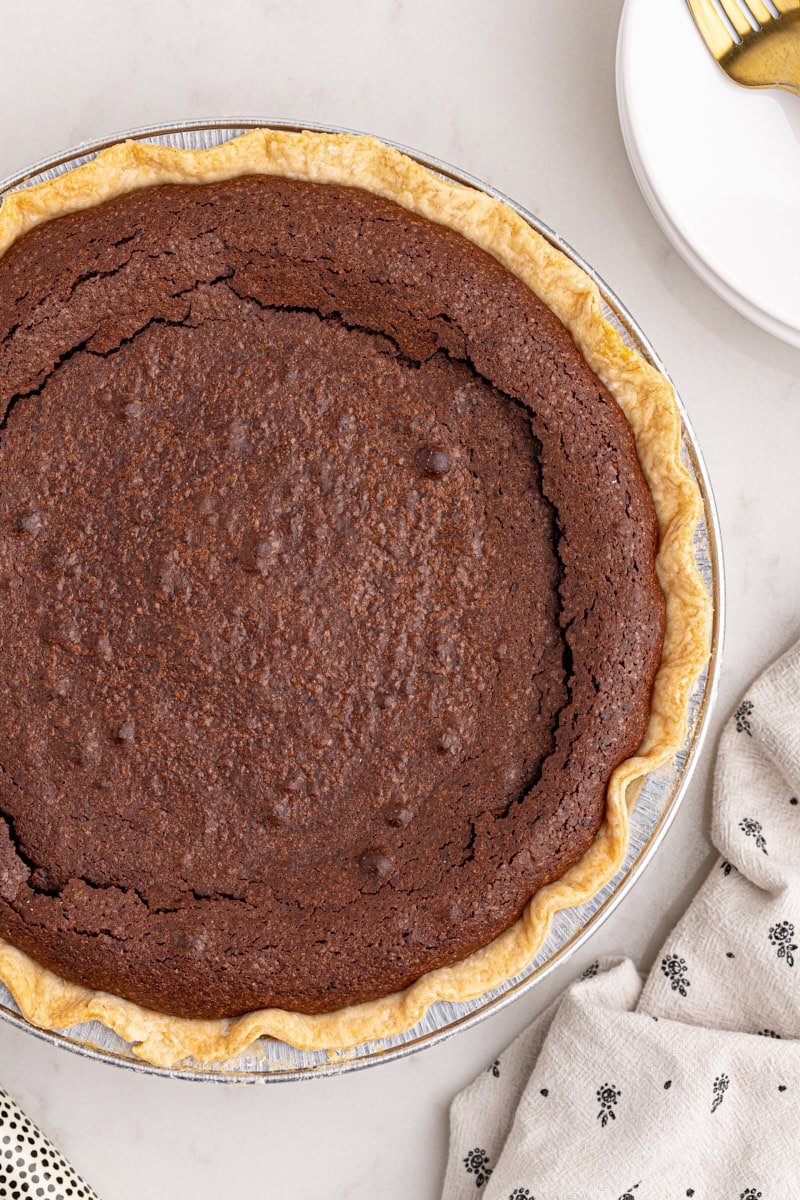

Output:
xmin=0 ymin=130 xmax=710 ymax=1067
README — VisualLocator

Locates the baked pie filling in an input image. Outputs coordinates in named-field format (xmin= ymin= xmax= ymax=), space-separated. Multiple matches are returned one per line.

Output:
xmin=0 ymin=132 xmax=708 ymax=1063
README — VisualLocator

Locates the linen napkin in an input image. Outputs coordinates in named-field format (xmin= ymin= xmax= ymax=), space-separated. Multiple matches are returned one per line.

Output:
xmin=442 ymin=639 xmax=800 ymax=1199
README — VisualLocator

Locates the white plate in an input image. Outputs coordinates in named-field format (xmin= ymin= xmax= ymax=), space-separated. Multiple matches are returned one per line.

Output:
xmin=617 ymin=0 xmax=800 ymax=347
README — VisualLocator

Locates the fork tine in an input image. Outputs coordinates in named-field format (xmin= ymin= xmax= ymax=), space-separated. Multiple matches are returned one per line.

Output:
xmin=686 ymin=0 xmax=737 ymax=56
xmin=717 ymin=0 xmax=755 ymax=36
xmin=744 ymin=0 xmax=775 ymax=23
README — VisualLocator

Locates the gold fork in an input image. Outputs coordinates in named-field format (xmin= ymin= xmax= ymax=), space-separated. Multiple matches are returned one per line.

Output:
xmin=686 ymin=0 xmax=800 ymax=95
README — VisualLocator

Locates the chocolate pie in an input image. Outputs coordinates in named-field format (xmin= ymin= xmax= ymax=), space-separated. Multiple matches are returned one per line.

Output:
xmin=0 ymin=131 xmax=709 ymax=1065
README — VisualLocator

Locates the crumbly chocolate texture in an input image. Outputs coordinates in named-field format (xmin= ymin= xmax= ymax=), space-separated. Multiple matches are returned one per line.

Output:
xmin=0 ymin=177 xmax=664 ymax=1018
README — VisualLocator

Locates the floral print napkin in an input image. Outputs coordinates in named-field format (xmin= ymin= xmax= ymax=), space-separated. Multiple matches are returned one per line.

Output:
xmin=442 ymin=639 xmax=800 ymax=1199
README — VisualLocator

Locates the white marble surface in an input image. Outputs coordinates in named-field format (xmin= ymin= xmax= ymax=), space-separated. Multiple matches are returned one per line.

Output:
xmin=1 ymin=2 xmax=799 ymax=1196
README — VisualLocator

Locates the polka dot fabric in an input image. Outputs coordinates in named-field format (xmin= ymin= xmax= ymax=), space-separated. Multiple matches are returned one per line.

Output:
xmin=0 ymin=1088 xmax=98 ymax=1200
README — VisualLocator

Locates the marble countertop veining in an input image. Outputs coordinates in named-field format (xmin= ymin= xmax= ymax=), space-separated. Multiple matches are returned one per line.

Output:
xmin=1 ymin=2 xmax=799 ymax=1197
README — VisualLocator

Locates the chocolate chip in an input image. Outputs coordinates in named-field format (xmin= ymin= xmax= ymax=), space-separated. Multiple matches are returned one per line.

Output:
xmin=45 ymin=619 xmax=81 ymax=650
xmin=17 ymin=510 xmax=42 ymax=536
xmin=436 ymin=638 xmax=457 ymax=664
xmin=269 ymin=799 xmax=294 ymax=826
xmin=359 ymin=849 xmax=393 ymax=878
xmin=80 ymin=737 xmax=103 ymax=768
xmin=243 ymin=533 xmax=281 ymax=575
xmin=436 ymin=728 xmax=460 ymax=755
xmin=386 ymin=806 xmax=413 ymax=828
xmin=417 ymin=444 xmax=452 ymax=479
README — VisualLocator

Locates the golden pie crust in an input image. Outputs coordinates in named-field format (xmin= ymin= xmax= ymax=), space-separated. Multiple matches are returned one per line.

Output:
xmin=0 ymin=130 xmax=711 ymax=1068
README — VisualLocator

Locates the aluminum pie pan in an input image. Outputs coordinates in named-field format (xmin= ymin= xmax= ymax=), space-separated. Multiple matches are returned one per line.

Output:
xmin=0 ymin=118 xmax=724 ymax=1083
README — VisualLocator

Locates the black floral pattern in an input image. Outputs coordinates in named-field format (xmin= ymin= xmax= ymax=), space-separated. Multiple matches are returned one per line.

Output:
xmin=769 ymin=921 xmax=797 ymax=967
xmin=739 ymin=817 xmax=768 ymax=854
xmin=740 ymin=1191 xmax=762 ymax=1199
xmin=596 ymin=1082 xmax=621 ymax=1127
xmin=735 ymin=700 xmax=754 ymax=735
xmin=661 ymin=953 xmax=691 ymax=997
xmin=618 ymin=1186 xmax=640 ymax=1199
xmin=757 ymin=1029 xmax=781 ymax=1038
xmin=581 ymin=961 xmax=599 ymax=979
xmin=488 ymin=1059 xmax=501 ymax=1078
xmin=508 ymin=1190 xmax=533 ymax=1200
xmin=711 ymin=1073 xmax=729 ymax=1113
xmin=463 ymin=1148 xmax=493 ymax=1188
xmin=720 ymin=859 xmax=735 ymax=876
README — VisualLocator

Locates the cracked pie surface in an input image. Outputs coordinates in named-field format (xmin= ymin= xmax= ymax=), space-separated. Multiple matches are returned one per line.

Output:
xmin=0 ymin=131 xmax=709 ymax=1066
